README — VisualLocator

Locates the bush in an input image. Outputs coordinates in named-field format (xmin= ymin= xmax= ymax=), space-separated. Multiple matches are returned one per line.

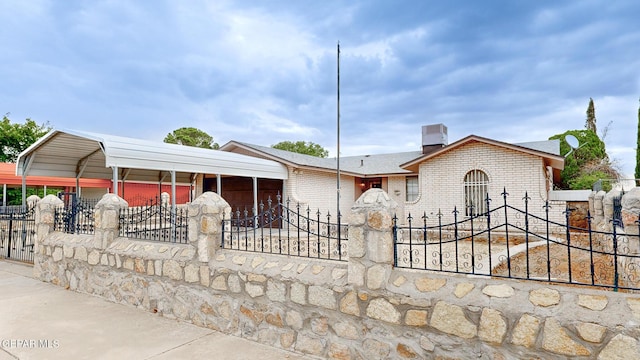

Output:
xmin=549 ymin=130 xmax=617 ymax=190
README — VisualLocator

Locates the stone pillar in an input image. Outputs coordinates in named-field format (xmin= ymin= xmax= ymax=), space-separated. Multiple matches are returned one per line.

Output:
xmin=34 ymin=195 xmax=64 ymax=277
xmin=621 ymin=188 xmax=640 ymax=236
xmin=26 ymin=194 xmax=40 ymax=210
xmin=161 ymin=192 xmax=170 ymax=206
xmin=188 ymin=191 xmax=231 ymax=262
xmin=593 ymin=190 xmax=606 ymax=227
xmin=347 ymin=189 xmax=397 ymax=290
xmin=619 ymin=188 xmax=640 ymax=288
xmin=603 ymin=189 xmax=621 ymax=230
xmin=94 ymin=193 xmax=129 ymax=249
xmin=588 ymin=191 xmax=596 ymax=218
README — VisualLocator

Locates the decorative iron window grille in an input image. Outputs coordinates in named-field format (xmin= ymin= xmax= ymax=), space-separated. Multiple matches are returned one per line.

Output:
xmin=464 ymin=169 xmax=488 ymax=216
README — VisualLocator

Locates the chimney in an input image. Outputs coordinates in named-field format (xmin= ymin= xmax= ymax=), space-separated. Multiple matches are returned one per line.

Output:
xmin=422 ymin=124 xmax=448 ymax=154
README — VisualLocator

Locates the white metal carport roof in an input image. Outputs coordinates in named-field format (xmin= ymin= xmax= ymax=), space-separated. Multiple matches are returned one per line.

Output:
xmin=15 ymin=129 xmax=288 ymax=205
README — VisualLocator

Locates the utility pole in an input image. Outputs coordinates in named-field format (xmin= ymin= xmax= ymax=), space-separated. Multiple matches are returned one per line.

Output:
xmin=336 ymin=41 xmax=342 ymax=256
xmin=336 ymin=42 xmax=341 ymax=220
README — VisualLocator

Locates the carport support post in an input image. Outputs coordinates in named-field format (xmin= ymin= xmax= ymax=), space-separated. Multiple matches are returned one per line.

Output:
xmin=216 ymin=174 xmax=221 ymax=196
xmin=2 ymin=183 xmax=6 ymax=206
xmin=253 ymin=177 xmax=258 ymax=216
xmin=112 ymin=166 xmax=119 ymax=196
xmin=171 ymin=171 xmax=176 ymax=212
xmin=21 ymin=174 xmax=26 ymax=207
xmin=170 ymin=171 xmax=177 ymax=242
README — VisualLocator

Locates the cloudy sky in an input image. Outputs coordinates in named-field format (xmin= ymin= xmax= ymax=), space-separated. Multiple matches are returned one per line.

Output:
xmin=1 ymin=1 xmax=639 ymax=176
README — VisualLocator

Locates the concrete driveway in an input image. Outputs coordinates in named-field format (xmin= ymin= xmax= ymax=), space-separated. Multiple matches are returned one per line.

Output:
xmin=0 ymin=260 xmax=313 ymax=360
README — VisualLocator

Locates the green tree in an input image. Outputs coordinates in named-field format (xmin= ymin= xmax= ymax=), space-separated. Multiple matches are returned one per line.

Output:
xmin=549 ymin=129 xmax=617 ymax=190
xmin=636 ymin=98 xmax=640 ymax=185
xmin=164 ymin=127 xmax=219 ymax=149
xmin=0 ymin=115 xmax=51 ymax=162
xmin=271 ymin=141 xmax=329 ymax=158
xmin=3 ymin=187 xmax=62 ymax=206
xmin=585 ymin=98 xmax=597 ymax=134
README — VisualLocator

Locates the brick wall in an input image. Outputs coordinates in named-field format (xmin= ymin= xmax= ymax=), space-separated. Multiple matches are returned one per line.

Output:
xmin=405 ymin=141 xmax=565 ymax=224
xmin=285 ymin=167 xmax=355 ymax=217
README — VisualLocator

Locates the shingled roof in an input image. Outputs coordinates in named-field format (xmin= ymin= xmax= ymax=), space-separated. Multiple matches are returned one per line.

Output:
xmin=220 ymin=137 xmax=563 ymax=178
xmin=219 ymin=141 xmax=421 ymax=177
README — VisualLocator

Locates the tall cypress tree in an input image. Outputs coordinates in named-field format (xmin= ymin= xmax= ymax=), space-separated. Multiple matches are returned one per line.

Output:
xmin=636 ymin=98 xmax=640 ymax=184
xmin=585 ymin=98 xmax=597 ymax=134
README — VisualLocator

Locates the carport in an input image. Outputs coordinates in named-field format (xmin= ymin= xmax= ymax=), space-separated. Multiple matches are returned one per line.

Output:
xmin=15 ymin=129 xmax=288 ymax=212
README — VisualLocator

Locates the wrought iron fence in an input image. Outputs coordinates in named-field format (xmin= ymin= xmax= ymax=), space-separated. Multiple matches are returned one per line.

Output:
xmin=221 ymin=195 xmax=348 ymax=261
xmin=0 ymin=206 xmax=36 ymax=263
xmin=119 ymin=198 xmax=188 ymax=243
xmin=612 ymin=191 xmax=623 ymax=229
xmin=0 ymin=205 xmax=29 ymax=214
xmin=394 ymin=189 xmax=640 ymax=292
xmin=54 ymin=198 xmax=98 ymax=234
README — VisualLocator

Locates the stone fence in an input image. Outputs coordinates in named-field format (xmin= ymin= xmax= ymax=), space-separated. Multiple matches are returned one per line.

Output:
xmin=591 ymin=187 xmax=638 ymax=232
xmin=33 ymin=190 xmax=640 ymax=359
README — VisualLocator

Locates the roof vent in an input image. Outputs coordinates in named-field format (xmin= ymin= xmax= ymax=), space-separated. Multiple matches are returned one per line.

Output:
xmin=422 ymin=124 xmax=448 ymax=154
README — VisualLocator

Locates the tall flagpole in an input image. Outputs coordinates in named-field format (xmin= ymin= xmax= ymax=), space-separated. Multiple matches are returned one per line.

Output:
xmin=337 ymin=42 xmax=341 ymax=220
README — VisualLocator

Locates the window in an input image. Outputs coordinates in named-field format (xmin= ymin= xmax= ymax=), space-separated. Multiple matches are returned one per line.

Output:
xmin=359 ymin=178 xmax=383 ymax=191
xmin=464 ymin=170 xmax=488 ymax=216
xmin=406 ymin=176 xmax=418 ymax=202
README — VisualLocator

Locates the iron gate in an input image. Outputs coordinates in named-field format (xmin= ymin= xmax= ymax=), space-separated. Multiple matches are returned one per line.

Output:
xmin=0 ymin=207 xmax=36 ymax=263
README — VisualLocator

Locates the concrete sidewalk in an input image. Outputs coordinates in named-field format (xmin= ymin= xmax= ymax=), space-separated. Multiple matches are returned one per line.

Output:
xmin=0 ymin=261 xmax=313 ymax=360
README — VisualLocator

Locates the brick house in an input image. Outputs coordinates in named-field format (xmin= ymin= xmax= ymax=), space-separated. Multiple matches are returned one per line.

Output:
xmin=212 ymin=124 xmax=566 ymax=223
xmin=14 ymin=126 xmax=564 ymax=223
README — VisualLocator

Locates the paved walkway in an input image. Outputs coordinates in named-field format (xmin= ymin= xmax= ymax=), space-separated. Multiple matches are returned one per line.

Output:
xmin=0 ymin=261 xmax=313 ymax=360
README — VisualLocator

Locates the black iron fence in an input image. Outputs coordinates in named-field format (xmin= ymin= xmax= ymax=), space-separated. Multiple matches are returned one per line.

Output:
xmin=612 ymin=191 xmax=623 ymax=229
xmin=54 ymin=198 xmax=98 ymax=235
xmin=119 ymin=198 xmax=188 ymax=243
xmin=0 ymin=206 xmax=36 ymax=263
xmin=394 ymin=190 xmax=640 ymax=292
xmin=0 ymin=205 xmax=29 ymax=214
xmin=221 ymin=195 xmax=348 ymax=261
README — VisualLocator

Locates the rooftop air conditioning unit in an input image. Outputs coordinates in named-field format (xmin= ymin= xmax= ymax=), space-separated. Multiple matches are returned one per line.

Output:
xmin=422 ymin=124 xmax=448 ymax=154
